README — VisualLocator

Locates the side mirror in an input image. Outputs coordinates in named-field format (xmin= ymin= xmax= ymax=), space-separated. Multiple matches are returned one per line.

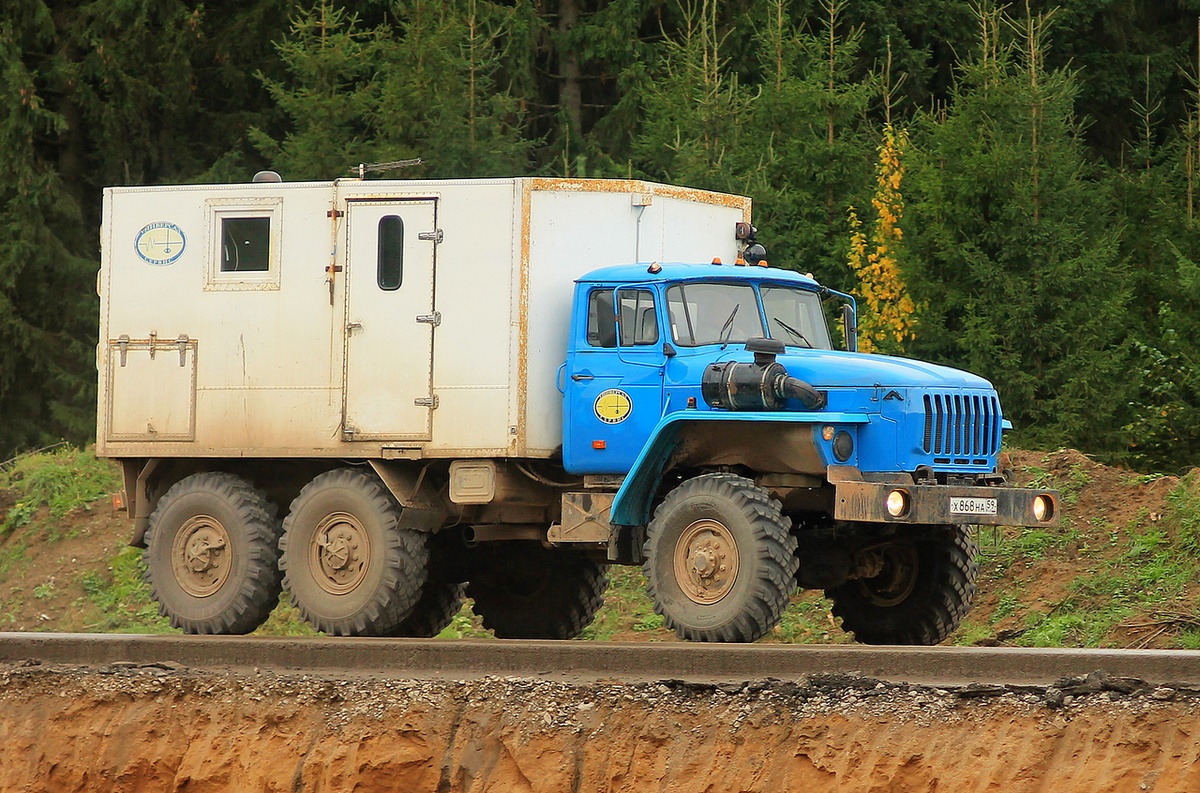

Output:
xmin=842 ymin=303 xmax=858 ymax=353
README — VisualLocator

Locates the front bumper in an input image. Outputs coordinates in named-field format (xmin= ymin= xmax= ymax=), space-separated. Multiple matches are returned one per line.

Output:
xmin=829 ymin=467 xmax=1060 ymax=527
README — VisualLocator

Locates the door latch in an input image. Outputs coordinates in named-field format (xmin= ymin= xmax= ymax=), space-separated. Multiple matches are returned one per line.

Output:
xmin=416 ymin=312 xmax=441 ymax=326
xmin=414 ymin=396 xmax=439 ymax=408
xmin=417 ymin=229 xmax=444 ymax=243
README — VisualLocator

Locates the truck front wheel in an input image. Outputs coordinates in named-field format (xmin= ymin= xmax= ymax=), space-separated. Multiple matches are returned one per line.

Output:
xmin=144 ymin=472 xmax=282 ymax=634
xmin=826 ymin=525 xmax=979 ymax=645
xmin=280 ymin=468 xmax=429 ymax=636
xmin=643 ymin=473 xmax=798 ymax=642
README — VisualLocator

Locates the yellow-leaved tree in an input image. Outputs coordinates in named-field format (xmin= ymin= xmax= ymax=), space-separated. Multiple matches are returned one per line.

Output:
xmin=846 ymin=124 xmax=917 ymax=354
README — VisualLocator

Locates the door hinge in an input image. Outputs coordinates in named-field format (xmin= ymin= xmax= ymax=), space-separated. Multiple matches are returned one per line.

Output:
xmin=416 ymin=312 xmax=441 ymax=326
xmin=417 ymin=229 xmax=444 ymax=243
xmin=414 ymin=396 xmax=439 ymax=409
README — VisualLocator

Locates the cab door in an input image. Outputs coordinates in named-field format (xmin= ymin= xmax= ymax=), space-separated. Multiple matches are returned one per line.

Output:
xmin=343 ymin=199 xmax=439 ymax=440
xmin=563 ymin=286 xmax=667 ymax=474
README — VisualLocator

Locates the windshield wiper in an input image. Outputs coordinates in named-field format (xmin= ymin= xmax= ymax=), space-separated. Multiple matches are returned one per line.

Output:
xmin=719 ymin=303 xmax=740 ymax=348
xmin=773 ymin=317 xmax=812 ymax=348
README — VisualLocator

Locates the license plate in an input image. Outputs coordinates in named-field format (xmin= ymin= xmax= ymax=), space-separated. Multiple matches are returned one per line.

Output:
xmin=950 ymin=497 xmax=997 ymax=516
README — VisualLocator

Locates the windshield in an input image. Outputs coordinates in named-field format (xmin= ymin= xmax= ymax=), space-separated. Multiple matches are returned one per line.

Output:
xmin=664 ymin=281 xmax=831 ymax=349
xmin=760 ymin=285 xmax=832 ymax=350
xmin=666 ymin=283 xmax=765 ymax=347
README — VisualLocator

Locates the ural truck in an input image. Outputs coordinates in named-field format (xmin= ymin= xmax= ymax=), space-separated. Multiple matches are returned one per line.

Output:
xmin=97 ymin=175 xmax=1058 ymax=645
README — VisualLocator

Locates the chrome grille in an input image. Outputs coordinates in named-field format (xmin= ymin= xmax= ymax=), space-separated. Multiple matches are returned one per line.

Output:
xmin=922 ymin=393 xmax=1001 ymax=460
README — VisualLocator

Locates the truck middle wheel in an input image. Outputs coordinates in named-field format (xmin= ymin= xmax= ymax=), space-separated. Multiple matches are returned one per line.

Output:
xmin=279 ymin=468 xmax=430 ymax=636
xmin=643 ymin=473 xmax=799 ymax=642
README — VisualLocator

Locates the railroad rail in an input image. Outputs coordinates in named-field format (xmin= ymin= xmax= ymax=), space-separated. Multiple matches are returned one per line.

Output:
xmin=3 ymin=633 xmax=1200 ymax=687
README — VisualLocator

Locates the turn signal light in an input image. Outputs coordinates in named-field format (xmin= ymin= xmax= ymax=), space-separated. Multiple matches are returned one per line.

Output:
xmin=592 ymin=440 xmax=607 ymax=450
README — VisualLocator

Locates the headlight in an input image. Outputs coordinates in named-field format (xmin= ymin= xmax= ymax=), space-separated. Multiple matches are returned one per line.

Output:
xmin=886 ymin=489 xmax=911 ymax=518
xmin=832 ymin=430 xmax=854 ymax=462
xmin=1033 ymin=494 xmax=1054 ymax=522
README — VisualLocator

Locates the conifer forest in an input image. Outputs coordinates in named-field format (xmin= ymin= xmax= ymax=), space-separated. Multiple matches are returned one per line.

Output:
xmin=4 ymin=0 xmax=1200 ymax=471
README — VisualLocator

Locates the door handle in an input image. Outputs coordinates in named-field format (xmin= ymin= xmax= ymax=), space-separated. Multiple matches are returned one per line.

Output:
xmin=571 ymin=373 xmax=594 ymax=382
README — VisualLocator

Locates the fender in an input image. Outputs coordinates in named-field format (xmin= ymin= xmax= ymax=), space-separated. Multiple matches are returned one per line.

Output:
xmin=610 ymin=410 xmax=869 ymax=527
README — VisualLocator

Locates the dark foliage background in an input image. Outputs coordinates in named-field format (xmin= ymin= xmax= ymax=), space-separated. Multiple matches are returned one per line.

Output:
xmin=4 ymin=0 xmax=1200 ymax=471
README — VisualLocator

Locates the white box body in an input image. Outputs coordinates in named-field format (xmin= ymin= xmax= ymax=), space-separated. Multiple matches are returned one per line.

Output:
xmin=97 ymin=177 xmax=751 ymax=461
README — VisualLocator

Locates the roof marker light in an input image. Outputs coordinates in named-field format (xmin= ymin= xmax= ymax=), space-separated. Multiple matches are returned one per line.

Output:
xmin=711 ymin=257 xmax=722 ymax=265
xmin=647 ymin=261 xmax=662 ymax=274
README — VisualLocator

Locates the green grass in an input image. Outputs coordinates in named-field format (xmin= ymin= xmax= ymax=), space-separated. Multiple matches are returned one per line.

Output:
xmin=0 ymin=445 xmax=121 ymax=537
xmin=78 ymin=546 xmax=172 ymax=633
xmin=580 ymin=566 xmax=667 ymax=640
xmin=1006 ymin=476 xmax=1200 ymax=648
xmin=256 ymin=594 xmax=319 ymax=636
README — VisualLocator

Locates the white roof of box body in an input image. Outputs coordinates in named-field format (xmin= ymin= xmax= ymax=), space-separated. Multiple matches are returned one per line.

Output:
xmin=97 ymin=177 xmax=751 ymax=460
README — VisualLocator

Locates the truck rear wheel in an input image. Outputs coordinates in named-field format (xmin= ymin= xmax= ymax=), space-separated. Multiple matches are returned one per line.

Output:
xmin=643 ymin=473 xmax=798 ymax=642
xmin=280 ymin=468 xmax=429 ymax=636
xmin=826 ymin=525 xmax=979 ymax=645
xmin=144 ymin=472 xmax=282 ymax=634
xmin=466 ymin=542 xmax=609 ymax=639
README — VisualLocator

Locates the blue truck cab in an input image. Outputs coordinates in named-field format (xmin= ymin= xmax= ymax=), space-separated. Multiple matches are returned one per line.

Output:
xmin=559 ymin=260 xmax=1058 ymax=644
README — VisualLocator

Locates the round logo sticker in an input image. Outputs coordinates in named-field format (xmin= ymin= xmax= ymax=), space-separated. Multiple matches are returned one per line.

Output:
xmin=134 ymin=221 xmax=187 ymax=266
xmin=594 ymin=389 xmax=632 ymax=424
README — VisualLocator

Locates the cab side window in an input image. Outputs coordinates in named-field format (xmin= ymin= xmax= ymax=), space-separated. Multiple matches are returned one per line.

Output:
xmin=587 ymin=289 xmax=617 ymax=348
xmin=618 ymin=289 xmax=659 ymax=346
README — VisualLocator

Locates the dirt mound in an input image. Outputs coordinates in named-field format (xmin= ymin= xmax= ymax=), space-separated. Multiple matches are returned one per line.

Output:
xmin=2 ymin=663 xmax=1196 ymax=793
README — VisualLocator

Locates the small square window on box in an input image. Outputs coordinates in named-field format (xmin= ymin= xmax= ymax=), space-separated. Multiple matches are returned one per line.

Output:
xmin=205 ymin=198 xmax=282 ymax=290
xmin=221 ymin=217 xmax=271 ymax=272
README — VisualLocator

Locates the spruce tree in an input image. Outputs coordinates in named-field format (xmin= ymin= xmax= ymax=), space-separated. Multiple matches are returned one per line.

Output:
xmin=904 ymin=2 xmax=1133 ymax=453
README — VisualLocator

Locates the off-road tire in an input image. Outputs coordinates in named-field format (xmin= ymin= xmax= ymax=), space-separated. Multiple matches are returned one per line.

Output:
xmin=144 ymin=472 xmax=282 ymax=634
xmin=466 ymin=543 xmax=609 ymax=639
xmin=388 ymin=579 xmax=466 ymax=637
xmin=280 ymin=468 xmax=429 ymax=636
xmin=826 ymin=525 xmax=978 ymax=645
xmin=643 ymin=473 xmax=798 ymax=643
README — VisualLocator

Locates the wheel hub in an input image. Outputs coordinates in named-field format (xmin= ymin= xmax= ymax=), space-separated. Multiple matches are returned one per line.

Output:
xmin=674 ymin=519 xmax=739 ymax=605
xmin=312 ymin=512 xmax=370 ymax=595
xmin=856 ymin=544 xmax=919 ymax=607
xmin=171 ymin=515 xmax=231 ymax=598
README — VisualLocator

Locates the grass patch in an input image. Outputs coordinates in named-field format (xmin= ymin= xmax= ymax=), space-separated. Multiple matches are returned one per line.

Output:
xmin=977 ymin=524 xmax=1080 ymax=571
xmin=771 ymin=593 xmax=844 ymax=643
xmin=255 ymin=594 xmax=319 ymax=636
xmin=0 ymin=446 xmax=121 ymax=536
xmin=437 ymin=601 xmax=493 ymax=639
xmin=581 ymin=566 xmax=666 ymax=640
xmin=78 ymin=546 xmax=172 ymax=633
xmin=1009 ymin=477 xmax=1200 ymax=648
